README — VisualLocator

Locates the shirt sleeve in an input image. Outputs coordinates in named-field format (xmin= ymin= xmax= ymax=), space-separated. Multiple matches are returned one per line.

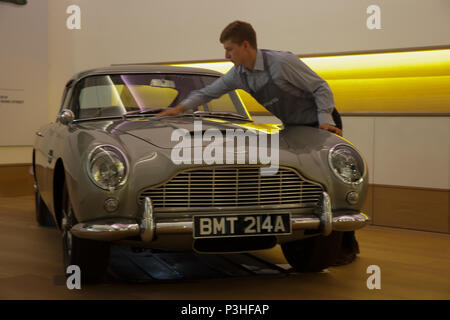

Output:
xmin=279 ymin=53 xmax=336 ymax=126
xmin=179 ymin=68 xmax=241 ymax=110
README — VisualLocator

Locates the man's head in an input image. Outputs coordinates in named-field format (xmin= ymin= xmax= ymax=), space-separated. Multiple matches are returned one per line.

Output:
xmin=220 ymin=21 xmax=257 ymax=68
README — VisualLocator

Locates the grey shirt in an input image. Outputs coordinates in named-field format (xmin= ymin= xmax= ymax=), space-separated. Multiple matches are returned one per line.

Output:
xmin=180 ymin=49 xmax=336 ymax=126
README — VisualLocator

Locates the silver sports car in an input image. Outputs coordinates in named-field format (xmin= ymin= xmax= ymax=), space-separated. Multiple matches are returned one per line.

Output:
xmin=33 ymin=65 xmax=369 ymax=282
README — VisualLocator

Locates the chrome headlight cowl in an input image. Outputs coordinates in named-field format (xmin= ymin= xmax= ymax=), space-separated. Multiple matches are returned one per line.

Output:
xmin=87 ymin=145 xmax=129 ymax=190
xmin=328 ymin=144 xmax=365 ymax=185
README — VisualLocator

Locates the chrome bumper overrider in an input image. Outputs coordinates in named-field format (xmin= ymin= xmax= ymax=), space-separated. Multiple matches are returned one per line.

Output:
xmin=70 ymin=192 xmax=370 ymax=242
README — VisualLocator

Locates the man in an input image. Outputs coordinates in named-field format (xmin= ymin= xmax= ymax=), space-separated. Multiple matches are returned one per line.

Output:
xmin=156 ymin=20 xmax=341 ymax=136
xmin=157 ymin=20 xmax=358 ymax=265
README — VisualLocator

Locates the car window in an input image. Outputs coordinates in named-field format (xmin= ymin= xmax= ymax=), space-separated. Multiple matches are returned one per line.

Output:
xmin=75 ymin=74 xmax=247 ymax=119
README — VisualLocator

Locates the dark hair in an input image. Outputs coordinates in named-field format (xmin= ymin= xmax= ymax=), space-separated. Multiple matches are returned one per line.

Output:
xmin=220 ymin=20 xmax=257 ymax=49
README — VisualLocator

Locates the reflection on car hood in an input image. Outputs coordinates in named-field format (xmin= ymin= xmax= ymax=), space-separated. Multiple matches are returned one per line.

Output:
xmin=79 ymin=117 xmax=285 ymax=149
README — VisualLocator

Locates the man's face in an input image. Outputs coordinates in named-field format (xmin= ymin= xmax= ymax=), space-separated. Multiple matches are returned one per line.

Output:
xmin=223 ymin=40 xmax=247 ymax=66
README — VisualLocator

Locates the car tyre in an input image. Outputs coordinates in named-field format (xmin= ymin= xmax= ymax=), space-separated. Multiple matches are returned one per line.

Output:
xmin=281 ymin=231 xmax=343 ymax=272
xmin=61 ymin=180 xmax=110 ymax=283
xmin=35 ymin=187 xmax=56 ymax=227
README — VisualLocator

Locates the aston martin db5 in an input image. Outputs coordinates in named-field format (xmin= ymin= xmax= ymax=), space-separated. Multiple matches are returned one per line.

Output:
xmin=33 ymin=65 xmax=369 ymax=282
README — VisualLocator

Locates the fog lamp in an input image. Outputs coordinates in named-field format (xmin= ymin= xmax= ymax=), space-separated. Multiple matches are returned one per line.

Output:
xmin=346 ymin=191 xmax=359 ymax=204
xmin=104 ymin=197 xmax=119 ymax=212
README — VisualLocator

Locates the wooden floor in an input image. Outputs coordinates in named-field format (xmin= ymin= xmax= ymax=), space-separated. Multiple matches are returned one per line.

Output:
xmin=0 ymin=195 xmax=449 ymax=300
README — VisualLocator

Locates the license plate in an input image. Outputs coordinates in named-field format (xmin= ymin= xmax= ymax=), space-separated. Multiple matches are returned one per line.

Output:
xmin=193 ymin=213 xmax=291 ymax=239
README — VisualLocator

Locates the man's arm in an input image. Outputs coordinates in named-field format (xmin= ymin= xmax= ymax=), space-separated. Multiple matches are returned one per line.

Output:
xmin=279 ymin=53 xmax=341 ymax=135
xmin=156 ymin=69 xmax=240 ymax=117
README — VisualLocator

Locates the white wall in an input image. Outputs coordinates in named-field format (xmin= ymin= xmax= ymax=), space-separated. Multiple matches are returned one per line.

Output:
xmin=0 ymin=0 xmax=48 ymax=147
xmin=68 ymin=0 xmax=450 ymax=70
xmin=344 ymin=116 xmax=450 ymax=189
xmin=47 ymin=0 xmax=75 ymax=123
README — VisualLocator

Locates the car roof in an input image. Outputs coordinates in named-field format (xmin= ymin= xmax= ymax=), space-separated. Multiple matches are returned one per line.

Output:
xmin=70 ymin=64 xmax=224 ymax=83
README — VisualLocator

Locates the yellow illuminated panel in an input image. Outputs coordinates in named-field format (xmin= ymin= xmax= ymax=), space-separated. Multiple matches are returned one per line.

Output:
xmin=329 ymin=76 xmax=450 ymax=112
xmin=200 ymin=117 xmax=281 ymax=134
xmin=304 ymin=50 xmax=450 ymax=79
xmin=171 ymin=49 xmax=450 ymax=113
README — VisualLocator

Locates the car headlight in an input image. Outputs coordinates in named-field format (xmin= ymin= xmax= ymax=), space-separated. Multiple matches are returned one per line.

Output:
xmin=328 ymin=144 xmax=365 ymax=184
xmin=87 ymin=145 xmax=128 ymax=190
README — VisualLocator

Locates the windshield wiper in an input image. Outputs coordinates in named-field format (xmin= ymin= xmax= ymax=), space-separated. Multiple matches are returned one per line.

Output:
xmin=193 ymin=111 xmax=251 ymax=121
xmin=124 ymin=108 xmax=165 ymax=116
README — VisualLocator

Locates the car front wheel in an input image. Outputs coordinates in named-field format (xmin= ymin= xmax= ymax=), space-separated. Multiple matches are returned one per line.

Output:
xmin=281 ymin=231 xmax=343 ymax=272
xmin=61 ymin=180 xmax=110 ymax=283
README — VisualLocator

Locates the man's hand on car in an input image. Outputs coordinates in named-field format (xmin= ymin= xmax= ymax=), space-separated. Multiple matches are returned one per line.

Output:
xmin=155 ymin=105 xmax=186 ymax=117
xmin=319 ymin=123 xmax=343 ymax=137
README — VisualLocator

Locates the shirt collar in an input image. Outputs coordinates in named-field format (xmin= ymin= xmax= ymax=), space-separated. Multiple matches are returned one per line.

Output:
xmin=241 ymin=49 xmax=264 ymax=74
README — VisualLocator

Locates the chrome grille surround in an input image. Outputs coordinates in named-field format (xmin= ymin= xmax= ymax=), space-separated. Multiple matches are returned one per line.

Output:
xmin=138 ymin=166 xmax=324 ymax=210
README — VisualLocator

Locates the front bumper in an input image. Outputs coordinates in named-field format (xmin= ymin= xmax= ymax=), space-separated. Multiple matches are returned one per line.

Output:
xmin=71 ymin=192 xmax=370 ymax=242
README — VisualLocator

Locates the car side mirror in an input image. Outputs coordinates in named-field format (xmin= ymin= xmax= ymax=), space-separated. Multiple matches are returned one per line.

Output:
xmin=58 ymin=109 xmax=75 ymax=125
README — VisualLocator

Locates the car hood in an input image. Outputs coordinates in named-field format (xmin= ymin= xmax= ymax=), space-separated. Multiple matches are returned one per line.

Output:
xmin=84 ymin=117 xmax=285 ymax=149
xmin=74 ymin=116 xmax=346 ymax=156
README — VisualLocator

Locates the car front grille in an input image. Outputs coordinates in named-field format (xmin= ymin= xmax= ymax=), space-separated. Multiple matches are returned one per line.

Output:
xmin=138 ymin=166 xmax=323 ymax=209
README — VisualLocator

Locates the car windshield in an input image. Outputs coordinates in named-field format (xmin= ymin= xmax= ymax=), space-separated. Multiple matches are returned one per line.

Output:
xmin=75 ymin=73 xmax=248 ymax=119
